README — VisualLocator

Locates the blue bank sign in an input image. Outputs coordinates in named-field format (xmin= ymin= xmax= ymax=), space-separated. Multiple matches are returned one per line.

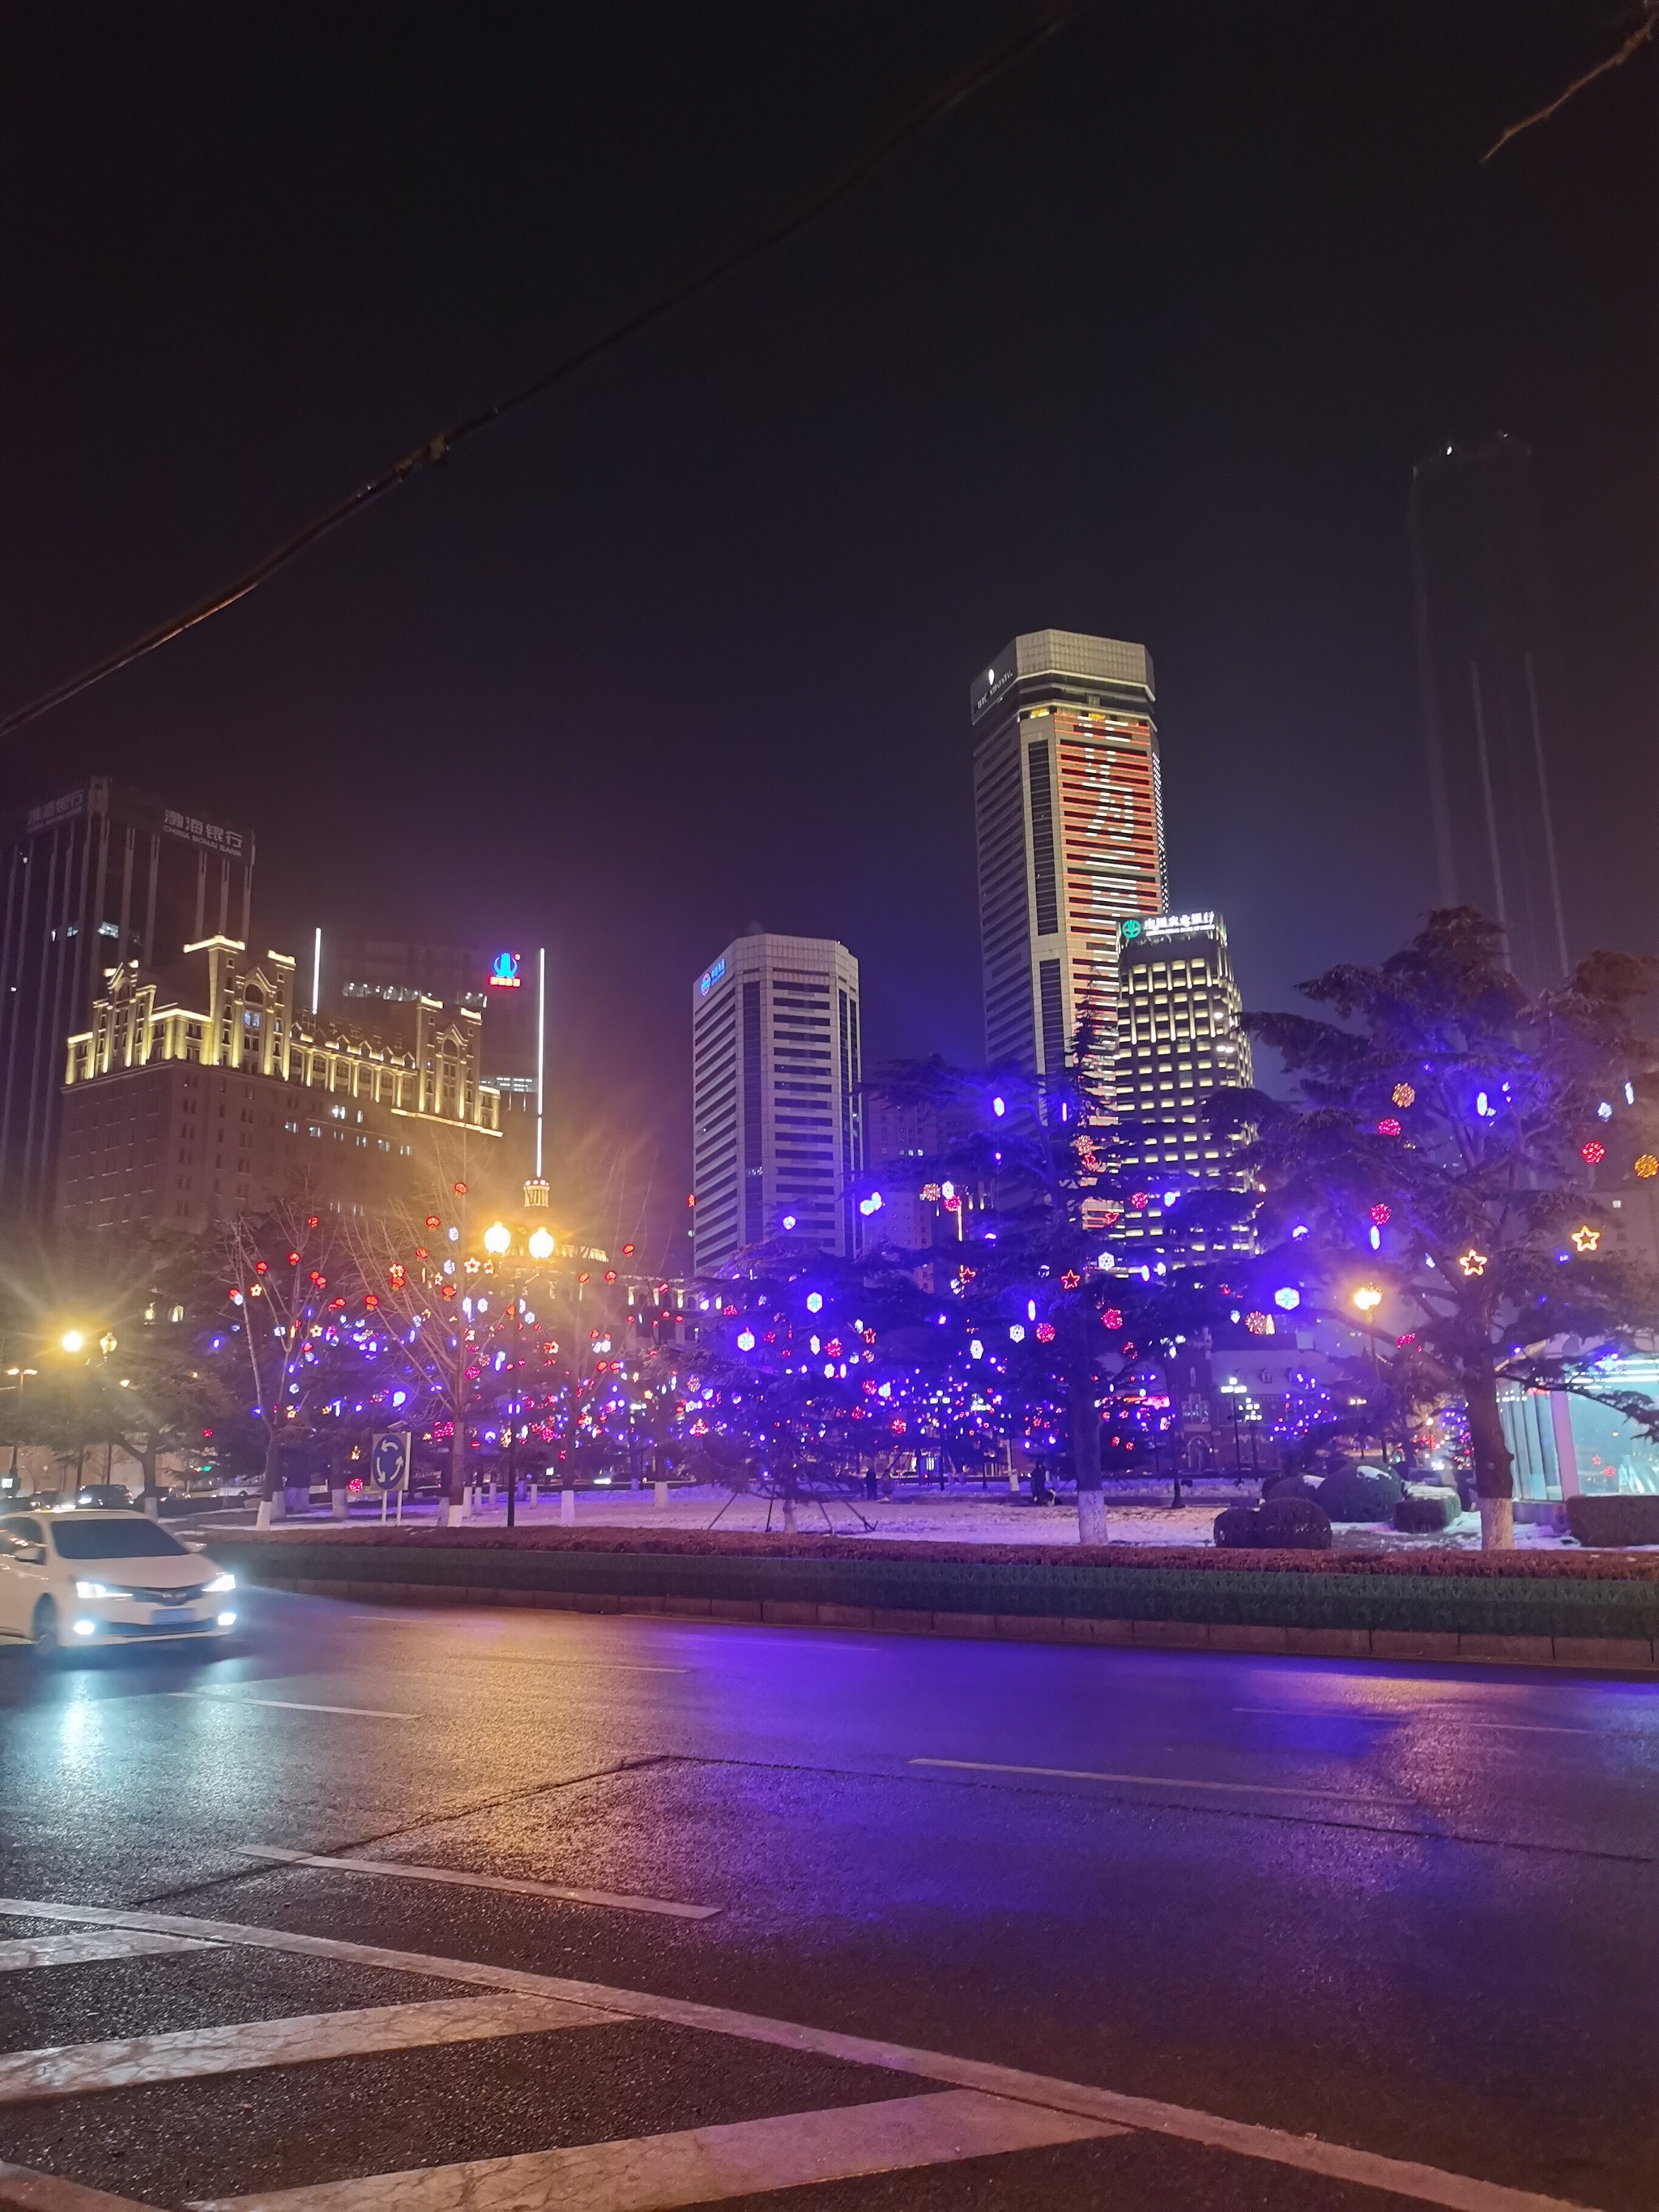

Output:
xmin=697 ymin=956 xmax=727 ymax=998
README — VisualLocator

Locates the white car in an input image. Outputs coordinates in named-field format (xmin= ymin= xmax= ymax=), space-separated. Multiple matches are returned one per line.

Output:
xmin=0 ymin=1510 xmax=237 ymax=1653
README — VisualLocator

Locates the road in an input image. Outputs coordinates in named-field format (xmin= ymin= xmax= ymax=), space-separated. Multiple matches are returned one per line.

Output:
xmin=1 ymin=1587 xmax=1654 ymax=2210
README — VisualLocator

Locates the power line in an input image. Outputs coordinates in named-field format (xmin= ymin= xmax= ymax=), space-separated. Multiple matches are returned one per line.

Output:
xmin=0 ymin=1 xmax=1098 ymax=744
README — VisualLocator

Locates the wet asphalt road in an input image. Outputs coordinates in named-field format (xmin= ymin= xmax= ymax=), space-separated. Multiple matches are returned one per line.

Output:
xmin=1 ymin=1587 xmax=1655 ymax=2210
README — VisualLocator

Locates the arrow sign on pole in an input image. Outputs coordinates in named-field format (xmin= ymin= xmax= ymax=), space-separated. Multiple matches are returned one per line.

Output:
xmin=370 ymin=1432 xmax=410 ymax=1489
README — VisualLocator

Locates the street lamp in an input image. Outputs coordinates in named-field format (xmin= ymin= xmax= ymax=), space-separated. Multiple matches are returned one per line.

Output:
xmin=60 ymin=1329 xmax=85 ymax=1355
xmin=484 ymin=1222 xmax=512 ymax=1256
xmin=1351 ymin=1286 xmax=1386 ymax=1465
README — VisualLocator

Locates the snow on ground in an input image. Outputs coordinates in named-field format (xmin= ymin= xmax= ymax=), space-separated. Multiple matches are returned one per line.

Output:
xmin=445 ymin=1481 xmax=1578 ymax=1549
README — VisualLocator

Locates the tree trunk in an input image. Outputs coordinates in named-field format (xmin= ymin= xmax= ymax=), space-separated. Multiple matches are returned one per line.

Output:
xmin=1464 ymin=1358 xmax=1514 ymax=1550
xmin=782 ymin=1496 xmax=799 ymax=1535
xmin=1070 ymin=1369 xmax=1105 ymax=1546
xmin=439 ymin=1416 xmax=467 ymax=1528
xmin=256 ymin=1433 xmax=284 ymax=1527
xmin=141 ymin=1442 xmax=159 ymax=1519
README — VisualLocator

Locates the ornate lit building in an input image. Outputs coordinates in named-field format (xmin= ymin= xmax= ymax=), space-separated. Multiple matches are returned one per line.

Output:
xmin=58 ymin=936 xmax=500 ymax=1232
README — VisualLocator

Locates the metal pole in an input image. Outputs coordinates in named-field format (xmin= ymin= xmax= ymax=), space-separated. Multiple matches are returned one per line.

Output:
xmin=535 ymin=947 xmax=546 ymax=1184
xmin=505 ymin=1289 xmax=521 ymax=1529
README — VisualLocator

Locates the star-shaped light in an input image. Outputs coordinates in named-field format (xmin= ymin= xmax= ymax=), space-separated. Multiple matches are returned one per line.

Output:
xmin=1457 ymin=1247 xmax=1489 ymax=1277
xmin=1571 ymin=1224 xmax=1601 ymax=1254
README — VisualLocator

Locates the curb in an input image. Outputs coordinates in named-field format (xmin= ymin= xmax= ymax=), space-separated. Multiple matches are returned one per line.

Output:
xmin=263 ymin=1574 xmax=1659 ymax=1672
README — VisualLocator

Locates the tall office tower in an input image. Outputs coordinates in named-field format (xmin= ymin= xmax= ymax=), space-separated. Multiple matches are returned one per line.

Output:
xmin=1410 ymin=434 xmax=1570 ymax=991
xmin=971 ymin=629 xmax=1165 ymax=1088
xmin=1111 ymin=911 xmax=1255 ymax=1264
xmin=689 ymin=933 xmax=863 ymax=1271
xmin=0 ymin=780 xmax=254 ymax=1221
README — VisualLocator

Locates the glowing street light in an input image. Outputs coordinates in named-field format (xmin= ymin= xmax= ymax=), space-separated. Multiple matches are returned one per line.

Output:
xmin=483 ymin=1223 xmax=512 ymax=1256
xmin=1351 ymin=1286 xmax=1383 ymax=1315
xmin=60 ymin=1330 xmax=85 ymax=1354
xmin=527 ymin=1227 xmax=556 ymax=1262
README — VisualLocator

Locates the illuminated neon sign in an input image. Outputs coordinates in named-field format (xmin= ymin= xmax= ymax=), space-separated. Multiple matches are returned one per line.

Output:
xmin=488 ymin=952 xmax=522 ymax=989
xmin=697 ymin=956 xmax=726 ymax=998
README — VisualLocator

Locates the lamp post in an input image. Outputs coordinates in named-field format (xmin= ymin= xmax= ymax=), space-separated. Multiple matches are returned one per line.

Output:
xmin=484 ymin=1222 xmax=557 ymax=1528
xmin=1351 ymin=1286 xmax=1386 ymax=1466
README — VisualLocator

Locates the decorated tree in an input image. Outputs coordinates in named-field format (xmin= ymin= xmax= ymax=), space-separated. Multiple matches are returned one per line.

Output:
xmin=1226 ymin=909 xmax=1659 ymax=1547
xmin=683 ymin=1236 xmax=955 ymax=1530
xmin=869 ymin=1040 xmax=1243 ymax=1543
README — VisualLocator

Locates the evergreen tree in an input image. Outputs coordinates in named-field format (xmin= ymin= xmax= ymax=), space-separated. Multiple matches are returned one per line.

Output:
xmin=1226 ymin=909 xmax=1659 ymax=1547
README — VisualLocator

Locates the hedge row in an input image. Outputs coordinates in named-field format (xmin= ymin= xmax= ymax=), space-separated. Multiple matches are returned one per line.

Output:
xmin=229 ymin=1522 xmax=1659 ymax=1581
xmin=211 ymin=1535 xmax=1659 ymax=1641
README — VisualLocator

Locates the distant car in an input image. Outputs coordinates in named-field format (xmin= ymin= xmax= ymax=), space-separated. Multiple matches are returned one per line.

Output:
xmin=0 ymin=1510 xmax=237 ymax=1654
xmin=76 ymin=1484 xmax=134 ymax=1510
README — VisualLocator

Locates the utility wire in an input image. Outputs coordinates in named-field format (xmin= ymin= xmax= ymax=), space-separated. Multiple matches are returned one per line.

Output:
xmin=0 ymin=1 xmax=1098 ymax=743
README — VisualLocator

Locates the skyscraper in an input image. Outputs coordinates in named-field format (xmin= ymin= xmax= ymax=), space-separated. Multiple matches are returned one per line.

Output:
xmin=0 ymin=780 xmax=254 ymax=1220
xmin=1410 ymin=434 xmax=1570 ymax=991
xmin=971 ymin=629 xmax=1165 ymax=1086
xmin=1111 ymin=911 xmax=1255 ymax=1264
xmin=690 ymin=933 xmax=863 ymax=1270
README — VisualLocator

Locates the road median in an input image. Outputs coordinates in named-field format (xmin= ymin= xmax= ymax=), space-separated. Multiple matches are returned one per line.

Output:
xmin=203 ymin=1525 xmax=1659 ymax=1672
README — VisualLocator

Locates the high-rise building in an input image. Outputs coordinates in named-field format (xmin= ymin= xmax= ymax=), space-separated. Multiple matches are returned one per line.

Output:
xmin=971 ymin=630 xmax=1165 ymax=1087
xmin=1410 ymin=434 xmax=1570 ymax=991
xmin=57 ymin=934 xmax=500 ymax=1235
xmin=0 ymin=780 xmax=254 ymax=1220
xmin=690 ymin=933 xmax=863 ymax=1270
xmin=1111 ymin=910 xmax=1255 ymax=1264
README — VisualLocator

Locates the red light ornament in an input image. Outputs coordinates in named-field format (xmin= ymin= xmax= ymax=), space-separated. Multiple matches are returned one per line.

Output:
xmin=1377 ymin=1118 xmax=1401 ymax=1138
xmin=1581 ymin=1140 xmax=1606 ymax=1165
xmin=1369 ymin=1203 xmax=1392 ymax=1225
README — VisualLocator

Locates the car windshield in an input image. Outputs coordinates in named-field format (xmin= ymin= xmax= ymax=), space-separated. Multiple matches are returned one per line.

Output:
xmin=50 ymin=1519 xmax=190 ymax=1561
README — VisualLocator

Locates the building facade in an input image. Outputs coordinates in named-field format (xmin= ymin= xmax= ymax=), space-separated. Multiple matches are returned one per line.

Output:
xmin=0 ymin=781 xmax=254 ymax=1220
xmin=690 ymin=933 xmax=863 ymax=1271
xmin=1111 ymin=910 xmax=1255 ymax=1264
xmin=57 ymin=936 xmax=499 ymax=1233
xmin=971 ymin=630 xmax=1165 ymax=1087
xmin=1409 ymin=434 xmax=1570 ymax=991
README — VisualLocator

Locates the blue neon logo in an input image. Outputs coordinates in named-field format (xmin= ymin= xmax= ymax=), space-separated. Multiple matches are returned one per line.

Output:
xmin=697 ymin=956 xmax=727 ymax=997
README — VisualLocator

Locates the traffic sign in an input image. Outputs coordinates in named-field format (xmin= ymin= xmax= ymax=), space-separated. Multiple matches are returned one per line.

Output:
xmin=370 ymin=1431 xmax=410 ymax=1489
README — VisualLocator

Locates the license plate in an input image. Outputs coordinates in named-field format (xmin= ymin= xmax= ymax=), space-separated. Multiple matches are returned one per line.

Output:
xmin=152 ymin=1607 xmax=183 ymax=1626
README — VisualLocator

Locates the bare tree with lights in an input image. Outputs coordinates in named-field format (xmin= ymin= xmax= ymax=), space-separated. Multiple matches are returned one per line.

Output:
xmin=1225 ymin=909 xmax=1659 ymax=1548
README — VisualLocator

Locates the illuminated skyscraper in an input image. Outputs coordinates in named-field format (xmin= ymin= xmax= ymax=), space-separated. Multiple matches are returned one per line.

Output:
xmin=970 ymin=630 xmax=1165 ymax=1086
xmin=1112 ymin=910 xmax=1255 ymax=1263
xmin=1410 ymin=434 xmax=1570 ymax=990
xmin=689 ymin=933 xmax=863 ymax=1270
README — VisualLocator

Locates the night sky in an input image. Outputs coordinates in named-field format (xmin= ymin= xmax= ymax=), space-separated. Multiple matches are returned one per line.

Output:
xmin=2 ymin=4 xmax=1653 ymax=1254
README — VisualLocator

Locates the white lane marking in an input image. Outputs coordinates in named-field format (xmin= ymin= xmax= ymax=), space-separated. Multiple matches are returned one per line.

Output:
xmin=0 ymin=1992 xmax=620 ymax=2107
xmin=1233 ymin=1708 xmax=1638 ymax=1738
xmin=237 ymin=1845 xmax=719 ymax=1923
xmin=0 ymin=1897 xmax=1593 ymax=2212
xmin=190 ymin=2088 xmax=1123 ymax=2212
xmin=0 ymin=1929 xmax=216 ymax=1973
xmin=169 ymin=1693 xmax=416 ymax=1720
xmin=0 ymin=2159 xmax=164 ymax=2212
xmin=909 ymin=1757 xmax=1410 ymax=1805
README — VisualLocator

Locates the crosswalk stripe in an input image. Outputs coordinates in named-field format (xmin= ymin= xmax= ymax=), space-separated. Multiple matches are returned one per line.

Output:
xmin=0 ymin=2159 xmax=164 ymax=2212
xmin=237 ymin=1845 xmax=719 ymax=1922
xmin=190 ymin=2088 xmax=1124 ymax=2212
xmin=0 ymin=1931 xmax=217 ymax=1974
xmin=0 ymin=1993 xmax=624 ymax=2107
xmin=0 ymin=1898 xmax=1598 ymax=2212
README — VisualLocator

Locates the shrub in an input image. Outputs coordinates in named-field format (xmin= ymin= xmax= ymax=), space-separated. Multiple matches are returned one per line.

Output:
xmin=1566 ymin=1495 xmax=1659 ymax=1548
xmin=1213 ymin=1505 xmax=1260 ymax=1548
xmin=1256 ymin=1494 xmax=1333 ymax=1549
xmin=1213 ymin=1497 xmax=1333 ymax=1551
xmin=1393 ymin=1492 xmax=1461 ymax=1535
xmin=1262 ymin=1475 xmax=1324 ymax=1506
xmin=1319 ymin=1465 xmax=1405 ymax=1522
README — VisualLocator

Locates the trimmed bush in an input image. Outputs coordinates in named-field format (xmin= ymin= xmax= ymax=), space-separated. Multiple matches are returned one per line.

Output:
xmin=1212 ymin=1497 xmax=1333 ymax=1551
xmin=1566 ymin=1495 xmax=1659 ymax=1548
xmin=1394 ymin=1492 xmax=1461 ymax=1535
xmin=1213 ymin=1505 xmax=1260 ymax=1548
xmin=1318 ymin=1466 xmax=1405 ymax=1522
xmin=1256 ymin=1495 xmax=1333 ymax=1549
xmin=1263 ymin=1475 xmax=1324 ymax=1506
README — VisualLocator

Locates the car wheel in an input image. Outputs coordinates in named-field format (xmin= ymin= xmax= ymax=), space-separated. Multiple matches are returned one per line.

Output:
xmin=31 ymin=1599 xmax=60 ymax=1656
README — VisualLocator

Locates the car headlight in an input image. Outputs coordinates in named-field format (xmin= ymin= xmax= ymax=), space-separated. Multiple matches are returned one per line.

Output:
xmin=75 ymin=1580 xmax=113 ymax=1599
xmin=204 ymin=1572 xmax=235 ymax=1594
